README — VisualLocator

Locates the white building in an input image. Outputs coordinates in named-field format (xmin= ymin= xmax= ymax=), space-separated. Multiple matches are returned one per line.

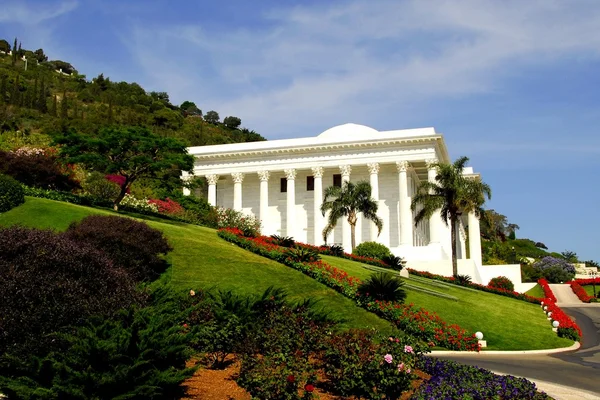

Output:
xmin=184 ymin=123 xmax=524 ymax=289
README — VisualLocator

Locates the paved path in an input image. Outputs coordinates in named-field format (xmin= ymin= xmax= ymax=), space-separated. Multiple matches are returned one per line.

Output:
xmin=433 ymin=303 xmax=600 ymax=400
xmin=550 ymin=284 xmax=584 ymax=305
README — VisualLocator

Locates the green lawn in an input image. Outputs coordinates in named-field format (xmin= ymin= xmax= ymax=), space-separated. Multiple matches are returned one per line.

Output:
xmin=525 ymin=283 xmax=545 ymax=299
xmin=0 ymin=197 xmax=392 ymax=333
xmin=322 ymin=256 xmax=573 ymax=350
xmin=582 ymin=285 xmax=599 ymax=298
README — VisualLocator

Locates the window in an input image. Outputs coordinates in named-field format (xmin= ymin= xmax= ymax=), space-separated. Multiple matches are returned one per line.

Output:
xmin=333 ymin=174 xmax=342 ymax=188
xmin=307 ymin=176 xmax=314 ymax=191
xmin=280 ymin=177 xmax=287 ymax=193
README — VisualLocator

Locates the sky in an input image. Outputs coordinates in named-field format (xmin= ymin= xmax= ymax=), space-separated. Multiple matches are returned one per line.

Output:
xmin=2 ymin=0 xmax=600 ymax=261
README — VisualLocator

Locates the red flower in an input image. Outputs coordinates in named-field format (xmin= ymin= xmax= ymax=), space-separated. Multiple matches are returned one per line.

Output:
xmin=286 ymin=375 xmax=295 ymax=383
xmin=304 ymin=384 xmax=315 ymax=392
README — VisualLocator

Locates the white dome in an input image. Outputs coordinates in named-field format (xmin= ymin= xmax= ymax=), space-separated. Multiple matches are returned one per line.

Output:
xmin=317 ymin=123 xmax=379 ymax=141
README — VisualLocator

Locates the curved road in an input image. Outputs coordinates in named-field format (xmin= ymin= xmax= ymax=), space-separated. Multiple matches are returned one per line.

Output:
xmin=433 ymin=290 xmax=600 ymax=398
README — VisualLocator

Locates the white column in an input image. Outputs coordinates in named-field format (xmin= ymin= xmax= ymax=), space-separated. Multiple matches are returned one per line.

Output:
xmin=396 ymin=161 xmax=413 ymax=247
xmin=231 ymin=172 xmax=244 ymax=211
xmin=426 ymin=159 xmax=440 ymax=245
xmin=459 ymin=220 xmax=467 ymax=259
xmin=312 ymin=166 xmax=324 ymax=245
xmin=284 ymin=169 xmax=296 ymax=238
xmin=258 ymin=170 xmax=270 ymax=233
xmin=206 ymin=174 xmax=219 ymax=206
xmin=468 ymin=211 xmax=482 ymax=266
xmin=340 ymin=165 xmax=352 ymax=251
xmin=367 ymin=163 xmax=380 ymax=242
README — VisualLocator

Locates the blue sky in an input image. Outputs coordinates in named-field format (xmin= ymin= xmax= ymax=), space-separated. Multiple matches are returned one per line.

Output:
xmin=2 ymin=0 xmax=600 ymax=261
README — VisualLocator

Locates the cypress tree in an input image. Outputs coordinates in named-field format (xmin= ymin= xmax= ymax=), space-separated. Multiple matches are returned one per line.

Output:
xmin=51 ymin=94 xmax=58 ymax=117
xmin=11 ymin=38 xmax=17 ymax=65
xmin=38 ymin=78 xmax=48 ymax=113
xmin=11 ymin=74 xmax=20 ymax=106
xmin=31 ymin=76 xmax=38 ymax=109
xmin=61 ymin=90 xmax=68 ymax=119
xmin=0 ymin=75 xmax=7 ymax=104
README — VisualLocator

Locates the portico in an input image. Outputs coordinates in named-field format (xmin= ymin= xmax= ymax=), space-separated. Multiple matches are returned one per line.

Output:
xmin=183 ymin=123 xmax=519 ymax=285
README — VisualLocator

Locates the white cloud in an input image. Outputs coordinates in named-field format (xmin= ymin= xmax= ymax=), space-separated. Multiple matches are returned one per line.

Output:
xmin=125 ymin=0 xmax=600 ymax=138
xmin=0 ymin=0 xmax=78 ymax=25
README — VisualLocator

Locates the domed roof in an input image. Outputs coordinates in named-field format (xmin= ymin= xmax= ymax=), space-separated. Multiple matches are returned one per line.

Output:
xmin=317 ymin=123 xmax=379 ymax=141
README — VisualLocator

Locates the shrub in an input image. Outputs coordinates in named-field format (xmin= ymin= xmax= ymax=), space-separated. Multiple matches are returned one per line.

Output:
xmin=454 ymin=274 xmax=472 ymax=285
xmin=533 ymin=256 xmax=576 ymax=283
xmin=271 ymin=234 xmax=296 ymax=248
xmin=322 ymin=330 xmax=419 ymax=399
xmin=216 ymin=207 xmax=261 ymax=237
xmin=488 ymin=276 xmax=514 ymax=291
xmin=0 ymin=288 xmax=197 ymax=400
xmin=81 ymin=171 xmax=120 ymax=201
xmin=119 ymin=193 xmax=160 ymax=213
xmin=0 ymin=173 xmax=24 ymax=212
xmin=325 ymin=244 xmax=344 ymax=256
xmin=148 ymin=197 xmax=185 ymax=215
xmin=358 ymin=272 xmax=406 ymax=303
xmin=353 ymin=241 xmax=392 ymax=260
xmin=285 ymin=247 xmax=321 ymax=263
xmin=381 ymin=255 xmax=405 ymax=270
xmin=0 ymin=148 xmax=79 ymax=191
xmin=0 ymin=226 xmax=142 ymax=356
xmin=64 ymin=215 xmax=172 ymax=281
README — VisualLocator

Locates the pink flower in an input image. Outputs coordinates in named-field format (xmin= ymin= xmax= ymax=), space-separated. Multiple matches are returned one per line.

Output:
xmin=389 ymin=337 xmax=394 ymax=341
xmin=397 ymin=362 xmax=404 ymax=371
xmin=404 ymin=345 xmax=414 ymax=353
xmin=407 ymin=368 xmax=411 ymax=374
xmin=384 ymin=354 xmax=393 ymax=364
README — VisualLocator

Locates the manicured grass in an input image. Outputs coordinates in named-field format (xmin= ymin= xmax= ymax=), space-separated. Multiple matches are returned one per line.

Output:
xmin=526 ymin=283 xmax=546 ymax=299
xmin=0 ymin=198 xmax=392 ymax=333
xmin=321 ymin=255 xmax=573 ymax=351
xmin=582 ymin=285 xmax=599 ymax=298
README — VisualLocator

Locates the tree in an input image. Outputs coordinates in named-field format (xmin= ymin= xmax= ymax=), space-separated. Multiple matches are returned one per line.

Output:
xmin=480 ymin=209 xmax=519 ymax=241
xmin=61 ymin=90 xmax=68 ymax=119
xmin=204 ymin=110 xmax=220 ymax=124
xmin=11 ymin=38 xmax=17 ymax=65
xmin=180 ymin=101 xmax=202 ymax=116
xmin=411 ymin=156 xmax=492 ymax=277
xmin=54 ymin=126 xmax=194 ymax=210
xmin=34 ymin=48 xmax=47 ymax=63
xmin=321 ymin=180 xmax=382 ymax=250
xmin=561 ymin=250 xmax=578 ymax=263
xmin=0 ymin=39 xmax=10 ymax=53
xmin=224 ymin=116 xmax=242 ymax=129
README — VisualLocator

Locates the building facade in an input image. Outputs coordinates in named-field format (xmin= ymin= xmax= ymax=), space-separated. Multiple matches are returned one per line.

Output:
xmin=184 ymin=123 xmax=523 ymax=288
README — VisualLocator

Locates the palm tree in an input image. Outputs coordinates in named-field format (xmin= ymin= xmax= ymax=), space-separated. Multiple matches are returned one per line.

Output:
xmin=411 ymin=156 xmax=491 ymax=276
xmin=321 ymin=180 xmax=383 ymax=250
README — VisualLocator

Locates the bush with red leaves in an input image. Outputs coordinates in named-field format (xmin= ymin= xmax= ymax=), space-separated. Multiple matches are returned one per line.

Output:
xmin=64 ymin=215 xmax=172 ymax=281
xmin=0 ymin=226 xmax=143 ymax=356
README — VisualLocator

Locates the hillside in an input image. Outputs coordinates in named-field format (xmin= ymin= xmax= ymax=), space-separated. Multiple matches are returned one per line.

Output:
xmin=0 ymin=37 xmax=265 ymax=151
xmin=0 ymin=196 xmax=574 ymax=351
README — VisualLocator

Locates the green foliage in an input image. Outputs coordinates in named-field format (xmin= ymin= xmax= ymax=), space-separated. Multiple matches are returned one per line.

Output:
xmin=412 ymin=156 xmax=491 ymax=276
xmin=322 ymin=330 xmax=420 ymax=399
xmin=381 ymin=255 xmax=404 ymax=271
xmin=0 ymin=173 xmax=24 ymax=212
xmin=204 ymin=110 xmax=219 ymax=124
xmin=454 ymin=274 xmax=472 ymax=285
xmin=321 ymin=180 xmax=382 ymax=250
xmin=284 ymin=247 xmax=321 ymax=263
xmin=54 ymin=126 xmax=194 ymax=209
xmin=215 ymin=207 xmax=261 ymax=237
xmin=480 ymin=209 xmax=519 ymax=242
xmin=81 ymin=171 xmax=120 ymax=200
xmin=271 ymin=234 xmax=296 ymax=247
xmin=533 ymin=256 xmax=576 ymax=283
xmin=353 ymin=241 xmax=392 ymax=260
xmin=358 ymin=272 xmax=407 ymax=303
xmin=0 ymin=289 xmax=197 ymax=400
xmin=64 ymin=215 xmax=172 ymax=282
xmin=223 ymin=115 xmax=241 ymax=129
xmin=488 ymin=276 xmax=515 ymax=292
xmin=0 ymin=226 xmax=142 ymax=356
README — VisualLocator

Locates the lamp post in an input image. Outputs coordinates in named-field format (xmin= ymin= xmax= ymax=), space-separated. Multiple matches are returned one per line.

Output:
xmin=592 ymin=271 xmax=597 ymax=298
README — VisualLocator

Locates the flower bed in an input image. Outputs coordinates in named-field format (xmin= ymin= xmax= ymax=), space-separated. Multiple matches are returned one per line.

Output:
xmin=569 ymin=281 xmax=595 ymax=303
xmin=413 ymin=357 xmax=552 ymax=399
xmin=294 ymin=241 xmax=391 ymax=269
xmin=407 ymin=268 xmax=541 ymax=304
xmin=538 ymin=278 xmax=581 ymax=340
xmin=218 ymin=228 xmax=480 ymax=351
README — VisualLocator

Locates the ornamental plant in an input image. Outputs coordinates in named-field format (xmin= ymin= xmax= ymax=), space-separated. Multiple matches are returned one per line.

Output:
xmin=0 ymin=173 xmax=25 ymax=212
xmin=569 ymin=281 xmax=595 ymax=303
xmin=538 ymin=278 xmax=581 ymax=340
xmin=119 ymin=193 xmax=160 ymax=213
xmin=0 ymin=226 xmax=142 ymax=357
xmin=533 ymin=256 xmax=576 ymax=283
xmin=353 ymin=241 xmax=392 ymax=260
xmin=357 ymin=272 xmax=407 ymax=302
xmin=488 ymin=276 xmax=515 ymax=292
xmin=64 ymin=215 xmax=172 ymax=282
xmin=216 ymin=206 xmax=261 ymax=237
xmin=148 ymin=197 xmax=185 ymax=215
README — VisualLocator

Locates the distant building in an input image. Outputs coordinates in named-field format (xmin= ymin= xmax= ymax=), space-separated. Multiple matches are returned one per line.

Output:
xmin=184 ymin=123 xmax=523 ymax=288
